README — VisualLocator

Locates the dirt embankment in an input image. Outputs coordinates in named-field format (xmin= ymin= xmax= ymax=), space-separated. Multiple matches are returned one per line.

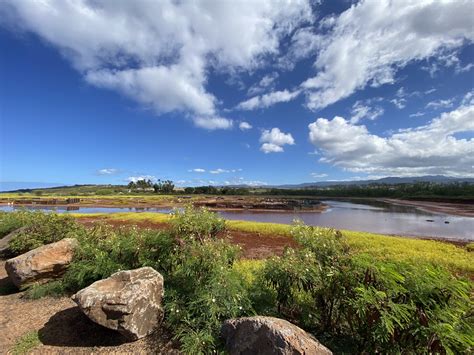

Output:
xmin=384 ymin=199 xmax=474 ymax=217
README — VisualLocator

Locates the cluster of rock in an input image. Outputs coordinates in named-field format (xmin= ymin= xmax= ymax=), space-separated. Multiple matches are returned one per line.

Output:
xmin=3 ymin=236 xmax=332 ymax=353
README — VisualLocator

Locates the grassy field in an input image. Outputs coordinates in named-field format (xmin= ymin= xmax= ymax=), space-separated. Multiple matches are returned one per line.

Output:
xmin=73 ymin=212 xmax=473 ymax=276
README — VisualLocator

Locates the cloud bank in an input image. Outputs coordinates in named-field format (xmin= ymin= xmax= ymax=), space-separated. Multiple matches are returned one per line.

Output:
xmin=308 ymin=100 xmax=474 ymax=177
xmin=2 ymin=0 xmax=312 ymax=128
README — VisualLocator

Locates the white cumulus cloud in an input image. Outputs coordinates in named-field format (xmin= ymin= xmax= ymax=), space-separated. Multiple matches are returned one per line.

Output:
xmin=260 ymin=128 xmax=295 ymax=153
xmin=308 ymin=99 xmax=474 ymax=177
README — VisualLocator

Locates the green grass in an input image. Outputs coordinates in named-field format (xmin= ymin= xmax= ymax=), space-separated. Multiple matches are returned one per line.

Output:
xmin=74 ymin=212 xmax=473 ymax=276
xmin=11 ymin=331 xmax=41 ymax=355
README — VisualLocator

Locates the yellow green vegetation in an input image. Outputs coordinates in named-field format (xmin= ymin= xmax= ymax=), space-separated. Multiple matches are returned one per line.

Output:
xmin=1 ymin=193 xmax=179 ymax=203
xmin=11 ymin=331 xmax=41 ymax=355
xmin=74 ymin=212 xmax=474 ymax=276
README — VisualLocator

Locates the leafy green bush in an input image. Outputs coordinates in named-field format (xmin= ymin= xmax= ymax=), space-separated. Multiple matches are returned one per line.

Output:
xmin=62 ymin=224 xmax=175 ymax=291
xmin=7 ymin=211 xmax=85 ymax=255
xmin=164 ymin=239 xmax=252 ymax=353
xmin=61 ymin=207 xmax=251 ymax=354
xmin=0 ymin=210 xmax=37 ymax=238
xmin=261 ymin=224 xmax=473 ymax=354
xmin=170 ymin=206 xmax=225 ymax=242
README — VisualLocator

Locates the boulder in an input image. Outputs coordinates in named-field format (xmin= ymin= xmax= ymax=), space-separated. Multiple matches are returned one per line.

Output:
xmin=221 ymin=316 xmax=332 ymax=355
xmin=72 ymin=267 xmax=164 ymax=341
xmin=5 ymin=238 xmax=78 ymax=288
xmin=0 ymin=227 xmax=27 ymax=258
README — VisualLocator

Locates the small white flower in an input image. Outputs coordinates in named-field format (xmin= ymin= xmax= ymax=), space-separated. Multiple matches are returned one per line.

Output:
xmin=212 ymin=298 xmax=216 ymax=303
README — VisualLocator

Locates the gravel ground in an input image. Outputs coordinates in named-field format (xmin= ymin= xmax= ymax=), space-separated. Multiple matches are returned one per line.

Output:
xmin=0 ymin=261 xmax=179 ymax=354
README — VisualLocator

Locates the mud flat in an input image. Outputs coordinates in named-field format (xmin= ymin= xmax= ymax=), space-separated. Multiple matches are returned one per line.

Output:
xmin=193 ymin=197 xmax=327 ymax=212
xmin=384 ymin=199 xmax=474 ymax=217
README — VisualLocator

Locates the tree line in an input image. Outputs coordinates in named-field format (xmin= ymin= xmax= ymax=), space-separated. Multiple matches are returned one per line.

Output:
xmin=127 ymin=179 xmax=175 ymax=193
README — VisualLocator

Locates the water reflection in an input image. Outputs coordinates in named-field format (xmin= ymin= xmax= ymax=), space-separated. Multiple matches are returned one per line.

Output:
xmin=0 ymin=200 xmax=472 ymax=241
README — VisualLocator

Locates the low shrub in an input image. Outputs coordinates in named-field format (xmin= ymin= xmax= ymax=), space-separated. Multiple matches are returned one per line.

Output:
xmin=170 ymin=206 xmax=225 ymax=242
xmin=261 ymin=224 xmax=474 ymax=354
xmin=24 ymin=280 xmax=66 ymax=299
xmin=164 ymin=239 xmax=252 ymax=353
xmin=7 ymin=211 xmax=85 ymax=255
xmin=62 ymin=224 xmax=175 ymax=291
xmin=0 ymin=210 xmax=41 ymax=238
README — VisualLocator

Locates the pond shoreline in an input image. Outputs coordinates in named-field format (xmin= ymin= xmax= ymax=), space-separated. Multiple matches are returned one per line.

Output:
xmin=1 ymin=198 xmax=472 ymax=242
xmin=382 ymin=198 xmax=474 ymax=217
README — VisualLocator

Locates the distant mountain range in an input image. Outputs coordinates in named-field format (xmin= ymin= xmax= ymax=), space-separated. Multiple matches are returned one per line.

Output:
xmin=1 ymin=175 xmax=473 ymax=192
xmin=272 ymin=175 xmax=474 ymax=189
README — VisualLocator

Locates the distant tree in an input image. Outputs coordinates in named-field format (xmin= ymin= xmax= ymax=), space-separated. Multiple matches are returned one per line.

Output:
xmin=153 ymin=179 xmax=175 ymax=193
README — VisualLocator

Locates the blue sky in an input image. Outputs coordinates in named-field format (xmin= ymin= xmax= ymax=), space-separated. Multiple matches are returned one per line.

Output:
xmin=0 ymin=0 xmax=473 ymax=190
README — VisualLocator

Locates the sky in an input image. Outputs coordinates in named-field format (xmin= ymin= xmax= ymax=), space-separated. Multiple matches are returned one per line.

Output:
xmin=0 ymin=0 xmax=473 ymax=190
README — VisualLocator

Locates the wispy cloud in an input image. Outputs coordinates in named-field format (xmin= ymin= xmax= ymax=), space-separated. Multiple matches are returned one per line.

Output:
xmin=311 ymin=173 xmax=328 ymax=179
xmin=97 ymin=168 xmax=118 ymax=175
xmin=239 ymin=122 xmax=253 ymax=131
xmin=426 ymin=98 xmax=454 ymax=110
xmin=350 ymin=100 xmax=384 ymax=124
xmin=188 ymin=168 xmax=206 ymax=173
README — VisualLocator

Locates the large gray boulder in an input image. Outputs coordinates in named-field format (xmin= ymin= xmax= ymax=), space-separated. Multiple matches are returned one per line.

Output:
xmin=221 ymin=316 xmax=332 ymax=355
xmin=5 ymin=238 xmax=78 ymax=288
xmin=72 ymin=267 xmax=164 ymax=341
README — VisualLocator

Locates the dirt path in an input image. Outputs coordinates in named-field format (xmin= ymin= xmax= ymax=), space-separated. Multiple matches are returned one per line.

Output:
xmin=0 ymin=261 xmax=178 ymax=354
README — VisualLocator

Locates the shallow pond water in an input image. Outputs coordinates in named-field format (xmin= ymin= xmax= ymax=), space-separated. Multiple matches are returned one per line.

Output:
xmin=1 ymin=200 xmax=472 ymax=241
